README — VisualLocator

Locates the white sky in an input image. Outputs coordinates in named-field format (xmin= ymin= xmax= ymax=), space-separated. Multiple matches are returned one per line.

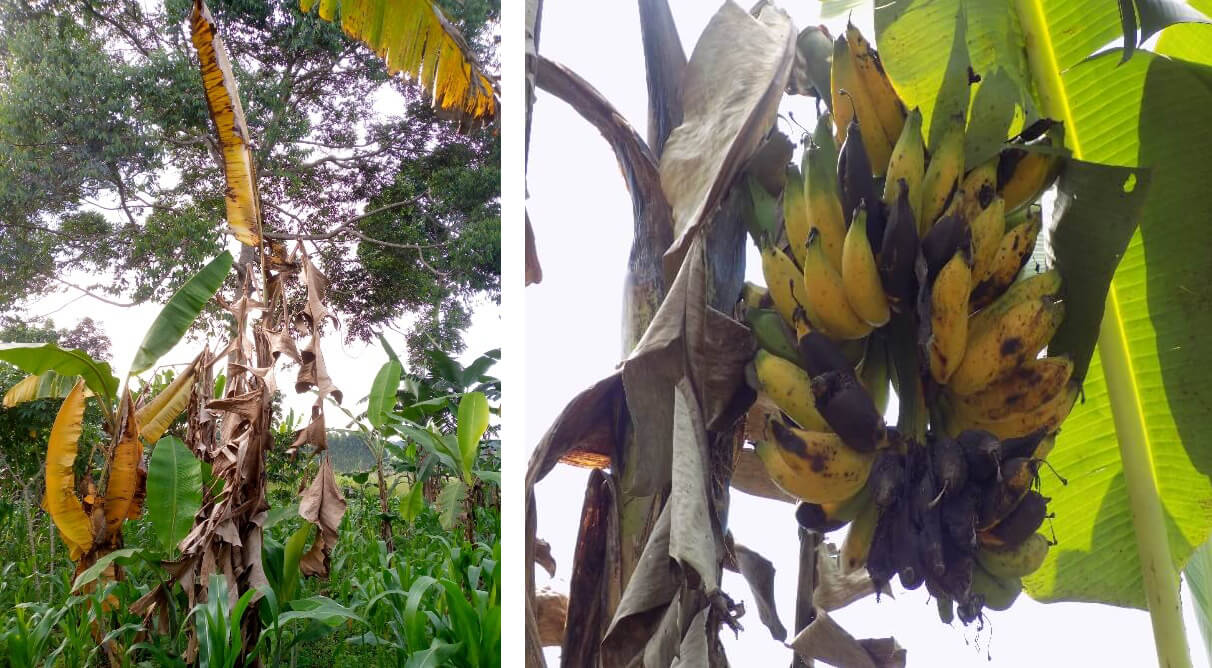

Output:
xmin=524 ymin=2 xmax=1209 ymax=666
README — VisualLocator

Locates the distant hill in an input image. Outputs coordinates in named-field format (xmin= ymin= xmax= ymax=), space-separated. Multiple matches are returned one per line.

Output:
xmin=326 ymin=430 xmax=376 ymax=472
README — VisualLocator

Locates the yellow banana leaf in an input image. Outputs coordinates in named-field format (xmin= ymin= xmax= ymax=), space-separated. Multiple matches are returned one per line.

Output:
xmin=135 ymin=361 xmax=197 ymax=445
xmin=300 ymin=0 xmax=497 ymax=126
xmin=43 ymin=380 xmax=94 ymax=561
xmin=3 ymin=371 xmax=91 ymax=407
xmin=190 ymin=0 xmax=262 ymax=247
xmin=102 ymin=393 xmax=142 ymax=534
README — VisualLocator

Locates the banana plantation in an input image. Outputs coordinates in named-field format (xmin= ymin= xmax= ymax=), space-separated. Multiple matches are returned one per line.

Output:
xmin=526 ymin=0 xmax=1212 ymax=666
xmin=0 ymin=0 xmax=500 ymax=665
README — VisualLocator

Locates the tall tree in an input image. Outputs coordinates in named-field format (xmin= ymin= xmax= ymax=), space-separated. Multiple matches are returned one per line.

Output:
xmin=0 ymin=0 xmax=499 ymax=356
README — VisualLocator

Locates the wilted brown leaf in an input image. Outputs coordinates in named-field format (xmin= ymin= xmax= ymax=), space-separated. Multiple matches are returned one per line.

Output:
xmin=298 ymin=456 xmax=347 ymax=577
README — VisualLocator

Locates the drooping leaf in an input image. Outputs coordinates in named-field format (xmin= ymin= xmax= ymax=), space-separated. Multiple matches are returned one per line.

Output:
xmin=298 ymin=456 xmax=347 ymax=577
xmin=43 ymin=380 xmax=94 ymax=561
xmin=280 ymin=523 xmax=312 ymax=603
xmin=135 ymin=358 xmax=198 ymax=445
xmin=190 ymin=0 xmax=261 ymax=247
xmin=299 ymin=0 xmax=497 ymax=127
xmin=367 ymin=360 xmax=402 ymax=430
xmin=436 ymin=479 xmax=467 ymax=531
xmin=2 ymin=371 xmax=84 ymax=407
xmin=276 ymin=595 xmax=364 ymax=627
xmin=146 ymin=436 xmax=202 ymax=553
xmin=129 ymin=252 xmax=233 ymax=376
xmin=455 ymin=391 xmax=488 ymax=481
xmin=102 ymin=392 xmax=143 ymax=534
xmin=0 ymin=343 xmax=118 ymax=407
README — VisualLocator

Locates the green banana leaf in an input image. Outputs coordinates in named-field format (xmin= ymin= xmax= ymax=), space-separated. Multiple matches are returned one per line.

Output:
xmin=146 ymin=436 xmax=202 ymax=553
xmin=367 ymin=360 xmax=402 ymax=430
xmin=436 ymin=479 xmax=467 ymax=532
xmin=0 ymin=343 xmax=118 ymax=408
xmin=129 ymin=251 xmax=233 ymax=376
xmin=873 ymin=0 xmax=1212 ymax=611
xmin=1185 ymin=537 xmax=1212 ymax=662
xmin=71 ymin=547 xmax=143 ymax=592
xmin=455 ymin=391 xmax=489 ymax=482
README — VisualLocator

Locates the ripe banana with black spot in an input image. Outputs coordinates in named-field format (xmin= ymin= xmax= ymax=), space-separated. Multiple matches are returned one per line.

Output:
xmin=968 ymin=196 xmax=1005 ymax=283
xmin=752 ymin=349 xmax=830 ymax=431
xmin=842 ymin=203 xmax=891 ymax=327
xmin=802 ymin=230 xmax=873 ymax=340
xmin=883 ymin=108 xmax=925 ymax=222
xmin=920 ymin=121 xmax=965 ymax=234
xmin=831 ymin=34 xmax=891 ymax=174
xmin=950 ymin=380 xmax=1080 ymax=441
xmin=755 ymin=418 xmax=875 ymax=504
xmin=999 ymin=139 xmax=1064 ymax=213
xmin=970 ymin=206 xmax=1042 ymax=311
xmin=804 ymin=116 xmax=848 ymax=270
xmin=760 ymin=245 xmax=809 ymax=327
xmin=946 ymin=355 xmax=1074 ymax=424
xmin=845 ymin=23 xmax=906 ymax=151
xmin=929 ymin=246 xmax=973 ymax=385
xmin=949 ymin=280 xmax=1065 ymax=396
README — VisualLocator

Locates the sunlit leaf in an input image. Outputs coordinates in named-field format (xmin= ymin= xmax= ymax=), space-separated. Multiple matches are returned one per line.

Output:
xmin=129 ymin=252 xmax=233 ymax=376
xmin=135 ymin=360 xmax=197 ymax=445
xmin=455 ymin=391 xmax=488 ymax=482
xmin=299 ymin=0 xmax=497 ymax=127
xmin=0 ymin=343 xmax=118 ymax=407
xmin=2 ymin=371 xmax=85 ymax=407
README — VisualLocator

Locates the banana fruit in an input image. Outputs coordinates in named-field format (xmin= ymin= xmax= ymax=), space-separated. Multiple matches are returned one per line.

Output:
xmin=738 ymin=24 xmax=1071 ymax=627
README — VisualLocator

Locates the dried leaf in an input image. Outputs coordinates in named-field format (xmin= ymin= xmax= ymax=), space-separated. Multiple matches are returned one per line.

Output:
xmin=815 ymin=544 xmax=883 ymax=611
xmin=298 ymin=456 xmax=347 ymax=577
xmin=659 ymin=1 xmax=795 ymax=274
xmin=733 ymin=542 xmax=786 ymax=641
xmin=789 ymin=608 xmax=878 ymax=668
xmin=136 ymin=357 xmax=198 ymax=445
xmin=103 ymin=392 xmax=142 ymax=534
xmin=289 ymin=406 xmax=327 ymax=455
xmin=525 ymin=212 xmax=543 ymax=286
xmin=536 ymin=586 xmax=569 ymax=647
xmin=534 ymin=537 xmax=557 ymax=578
xmin=561 ymin=469 xmax=621 ymax=665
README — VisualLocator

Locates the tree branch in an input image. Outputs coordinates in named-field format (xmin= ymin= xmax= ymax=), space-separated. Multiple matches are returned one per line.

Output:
xmin=48 ymin=276 xmax=139 ymax=308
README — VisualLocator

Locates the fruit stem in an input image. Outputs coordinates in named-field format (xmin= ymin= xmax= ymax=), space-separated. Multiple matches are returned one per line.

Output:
xmin=1013 ymin=1 xmax=1191 ymax=665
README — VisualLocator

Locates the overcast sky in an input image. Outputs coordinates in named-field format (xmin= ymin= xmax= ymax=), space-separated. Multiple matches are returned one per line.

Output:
xmin=524 ymin=2 xmax=1209 ymax=666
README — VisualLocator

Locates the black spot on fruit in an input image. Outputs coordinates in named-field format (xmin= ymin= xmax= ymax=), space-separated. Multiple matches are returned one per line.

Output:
xmin=1000 ymin=337 xmax=1023 ymax=356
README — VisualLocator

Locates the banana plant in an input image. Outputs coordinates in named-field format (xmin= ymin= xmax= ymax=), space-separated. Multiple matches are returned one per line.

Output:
xmin=0 ymin=251 xmax=232 ymax=577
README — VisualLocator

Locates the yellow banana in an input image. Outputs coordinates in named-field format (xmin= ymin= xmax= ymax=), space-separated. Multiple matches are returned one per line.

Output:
xmin=784 ymin=165 xmax=812 ymax=266
xmin=821 ymin=482 xmax=873 ymax=524
xmin=973 ymin=268 xmax=1062 ymax=321
xmin=951 ymin=159 xmax=998 ymax=223
xmin=831 ymin=34 xmax=891 ymax=174
xmin=883 ymin=108 xmax=925 ymax=222
xmin=951 ymin=380 xmax=1079 ymax=440
xmin=804 ymin=116 xmax=848 ymax=270
xmin=841 ymin=493 xmax=880 ymax=573
xmin=949 ymin=293 xmax=1066 ymax=396
xmin=845 ymin=23 xmax=906 ymax=151
xmin=755 ymin=419 xmax=874 ymax=505
xmin=752 ymin=350 xmax=830 ymax=431
xmin=928 ymin=248 xmax=973 ymax=385
xmin=760 ymin=245 xmax=808 ymax=326
xmin=968 ymin=196 xmax=1006 ymax=284
xmin=970 ymin=207 xmax=1043 ymax=310
xmin=920 ymin=122 xmax=965 ymax=234
xmin=802 ymin=231 xmax=873 ymax=340
xmin=842 ymin=205 xmax=891 ymax=327
xmin=1000 ymin=144 xmax=1063 ymax=212
xmin=946 ymin=356 xmax=1074 ymax=423
xmin=976 ymin=533 xmax=1050 ymax=579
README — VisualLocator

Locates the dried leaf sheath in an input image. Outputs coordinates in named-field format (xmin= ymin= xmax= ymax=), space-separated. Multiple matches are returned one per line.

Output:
xmin=190 ymin=0 xmax=262 ymax=246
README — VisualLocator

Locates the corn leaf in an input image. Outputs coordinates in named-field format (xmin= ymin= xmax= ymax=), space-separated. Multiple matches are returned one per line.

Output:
xmin=2 ymin=371 xmax=86 ymax=407
xmin=190 ymin=0 xmax=262 ymax=247
xmin=0 ymin=343 xmax=118 ymax=408
xmin=43 ymin=380 xmax=94 ymax=561
xmin=102 ymin=392 xmax=142 ymax=534
xmin=129 ymin=251 xmax=232 ymax=376
xmin=299 ymin=0 xmax=497 ymax=126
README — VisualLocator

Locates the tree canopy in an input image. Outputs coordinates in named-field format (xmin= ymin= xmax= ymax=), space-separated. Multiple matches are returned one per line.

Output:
xmin=0 ymin=0 xmax=499 ymax=358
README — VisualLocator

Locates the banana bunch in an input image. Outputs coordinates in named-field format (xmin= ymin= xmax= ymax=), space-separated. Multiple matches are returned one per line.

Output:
xmin=741 ymin=23 xmax=1071 ymax=628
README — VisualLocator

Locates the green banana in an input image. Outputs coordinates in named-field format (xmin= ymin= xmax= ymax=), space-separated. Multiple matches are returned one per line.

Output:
xmin=976 ymin=533 xmax=1050 ymax=578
